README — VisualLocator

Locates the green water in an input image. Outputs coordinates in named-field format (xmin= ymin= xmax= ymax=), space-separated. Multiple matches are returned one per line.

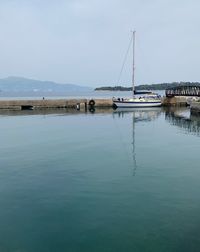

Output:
xmin=0 ymin=107 xmax=200 ymax=252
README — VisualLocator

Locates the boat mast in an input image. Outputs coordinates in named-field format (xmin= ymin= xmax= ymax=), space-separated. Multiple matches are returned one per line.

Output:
xmin=132 ymin=31 xmax=136 ymax=96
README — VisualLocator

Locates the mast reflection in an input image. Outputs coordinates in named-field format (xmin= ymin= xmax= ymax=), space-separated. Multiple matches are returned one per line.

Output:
xmin=113 ymin=108 xmax=162 ymax=175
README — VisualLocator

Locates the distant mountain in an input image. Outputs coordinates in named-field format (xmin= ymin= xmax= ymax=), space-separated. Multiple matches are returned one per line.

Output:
xmin=95 ymin=82 xmax=200 ymax=91
xmin=0 ymin=77 xmax=92 ymax=92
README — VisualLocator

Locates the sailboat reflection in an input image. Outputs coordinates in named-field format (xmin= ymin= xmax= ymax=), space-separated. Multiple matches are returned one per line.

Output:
xmin=165 ymin=107 xmax=200 ymax=136
xmin=113 ymin=107 xmax=162 ymax=175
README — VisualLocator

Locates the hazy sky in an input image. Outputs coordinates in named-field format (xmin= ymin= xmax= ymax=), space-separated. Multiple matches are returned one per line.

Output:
xmin=0 ymin=0 xmax=200 ymax=87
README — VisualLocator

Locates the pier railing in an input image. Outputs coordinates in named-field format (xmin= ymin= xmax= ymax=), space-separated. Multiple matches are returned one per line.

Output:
xmin=166 ymin=85 xmax=200 ymax=97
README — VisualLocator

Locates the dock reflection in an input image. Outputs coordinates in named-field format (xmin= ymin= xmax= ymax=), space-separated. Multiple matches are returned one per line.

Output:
xmin=0 ymin=108 xmax=114 ymax=117
xmin=165 ymin=107 xmax=200 ymax=136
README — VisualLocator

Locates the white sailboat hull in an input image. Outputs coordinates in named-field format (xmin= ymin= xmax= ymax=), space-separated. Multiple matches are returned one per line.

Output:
xmin=113 ymin=99 xmax=161 ymax=108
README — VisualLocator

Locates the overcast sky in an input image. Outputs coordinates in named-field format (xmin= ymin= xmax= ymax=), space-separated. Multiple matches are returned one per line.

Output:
xmin=0 ymin=0 xmax=199 ymax=87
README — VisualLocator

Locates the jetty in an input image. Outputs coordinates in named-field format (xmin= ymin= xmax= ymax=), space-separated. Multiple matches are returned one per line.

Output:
xmin=162 ymin=96 xmax=191 ymax=106
xmin=0 ymin=95 xmax=199 ymax=111
xmin=0 ymin=98 xmax=113 ymax=111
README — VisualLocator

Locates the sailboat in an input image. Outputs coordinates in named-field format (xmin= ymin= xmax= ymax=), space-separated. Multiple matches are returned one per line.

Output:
xmin=113 ymin=31 xmax=162 ymax=108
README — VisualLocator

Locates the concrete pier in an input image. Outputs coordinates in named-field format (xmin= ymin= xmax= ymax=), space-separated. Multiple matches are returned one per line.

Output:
xmin=0 ymin=97 xmax=198 ymax=111
xmin=161 ymin=96 xmax=189 ymax=106
xmin=0 ymin=98 xmax=113 ymax=111
xmin=92 ymin=99 xmax=113 ymax=107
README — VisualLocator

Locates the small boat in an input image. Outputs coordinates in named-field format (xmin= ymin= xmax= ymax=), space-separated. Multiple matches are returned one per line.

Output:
xmin=113 ymin=31 xmax=162 ymax=108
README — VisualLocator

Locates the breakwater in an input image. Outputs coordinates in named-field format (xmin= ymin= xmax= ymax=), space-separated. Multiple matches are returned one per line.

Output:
xmin=0 ymin=98 xmax=113 ymax=110
xmin=0 ymin=97 xmax=196 ymax=110
xmin=161 ymin=96 xmax=189 ymax=106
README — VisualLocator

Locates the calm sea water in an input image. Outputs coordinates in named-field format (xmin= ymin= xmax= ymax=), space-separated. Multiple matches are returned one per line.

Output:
xmin=0 ymin=107 xmax=200 ymax=252
xmin=0 ymin=90 xmax=165 ymax=100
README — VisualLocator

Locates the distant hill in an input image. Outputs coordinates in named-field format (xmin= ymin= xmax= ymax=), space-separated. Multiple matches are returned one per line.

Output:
xmin=95 ymin=86 xmax=132 ymax=91
xmin=95 ymin=82 xmax=200 ymax=91
xmin=0 ymin=77 xmax=92 ymax=92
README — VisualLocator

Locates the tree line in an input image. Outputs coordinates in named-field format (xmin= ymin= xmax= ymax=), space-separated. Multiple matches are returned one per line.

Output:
xmin=95 ymin=82 xmax=200 ymax=91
